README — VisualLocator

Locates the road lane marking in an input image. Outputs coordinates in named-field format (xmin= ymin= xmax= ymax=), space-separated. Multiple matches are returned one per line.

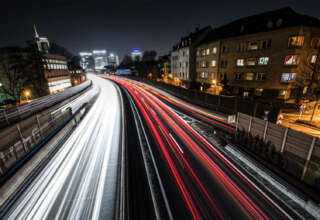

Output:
xmin=169 ymin=133 xmax=184 ymax=154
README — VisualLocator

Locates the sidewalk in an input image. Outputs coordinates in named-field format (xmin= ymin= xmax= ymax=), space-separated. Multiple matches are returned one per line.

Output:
xmin=281 ymin=110 xmax=320 ymax=137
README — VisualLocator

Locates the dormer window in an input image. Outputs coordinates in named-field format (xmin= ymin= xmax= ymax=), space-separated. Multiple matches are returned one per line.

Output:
xmin=267 ymin=21 xmax=273 ymax=28
xmin=276 ymin=19 xmax=283 ymax=27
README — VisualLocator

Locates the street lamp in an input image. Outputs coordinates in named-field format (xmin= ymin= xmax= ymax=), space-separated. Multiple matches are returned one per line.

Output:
xmin=24 ymin=90 xmax=31 ymax=102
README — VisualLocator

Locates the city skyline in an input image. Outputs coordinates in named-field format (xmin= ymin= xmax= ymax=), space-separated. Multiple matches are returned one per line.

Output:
xmin=1 ymin=0 xmax=320 ymax=60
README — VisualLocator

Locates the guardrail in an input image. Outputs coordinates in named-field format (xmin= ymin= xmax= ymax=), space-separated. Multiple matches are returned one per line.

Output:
xmin=0 ymin=80 xmax=92 ymax=129
xmin=0 ymin=86 xmax=99 ymax=184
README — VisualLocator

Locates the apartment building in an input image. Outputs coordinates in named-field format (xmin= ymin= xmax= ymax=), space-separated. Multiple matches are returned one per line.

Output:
xmin=171 ymin=26 xmax=211 ymax=88
xmin=195 ymin=7 xmax=320 ymax=101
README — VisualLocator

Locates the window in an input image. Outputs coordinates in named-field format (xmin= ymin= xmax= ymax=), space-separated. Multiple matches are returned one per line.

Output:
xmin=221 ymin=60 xmax=228 ymax=68
xmin=222 ymin=45 xmax=229 ymax=53
xmin=281 ymin=73 xmax=296 ymax=82
xmin=248 ymin=41 xmax=258 ymax=50
xmin=255 ymin=88 xmax=264 ymax=96
xmin=201 ymin=72 xmax=208 ymax=78
xmin=212 ymin=47 xmax=217 ymax=54
xmin=279 ymin=90 xmax=287 ymax=96
xmin=262 ymin=40 xmax=272 ymax=49
xmin=246 ymin=58 xmax=256 ymax=66
xmin=220 ymin=72 xmax=227 ymax=80
xmin=206 ymin=48 xmax=210 ymax=55
xmin=236 ymin=59 xmax=245 ymax=66
xmin=201 ymin=61 xmax=207 ymax=68
xmin=311 ymin=38 xmax=320 ymax=48
xmin=239 ymin=42 xmax=247 ymax=52
xmin=201 ymin=50 xmax=206 ymax=56
xmin=258 ymin=57 xmax=269 ymax=65
xmin=267 ymin=21 xmax=273 ymax=28
xmin=311 ymin=55 xmax=317 ymax=64
xmin=211 ymin=73 xmax=215 ymax=79
xmin=245 ymin=73 xmax=255 ymax=80
xmin=276 ymin=19 xmax=283 ymax=27
xmin=284 ymin=55 xmax=299 ymax=65
xmin=197 ymin=50 xmax=200 ymax=56
xmin=211 ymin=60 xmax=216 ymax=67
xmin=235 ymin=73 xmax=242 ymax=80
xmin=256 ymin=73 xmax=266 ymax=81
xmin=288 ymin=36 xmax=304 ymax=47
xmin=185 ymin=61 xmax=188 ymax=67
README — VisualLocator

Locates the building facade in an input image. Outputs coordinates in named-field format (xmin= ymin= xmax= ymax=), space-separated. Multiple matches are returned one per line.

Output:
xmin=171 ymin=26 xmax=211 ymax=88
xmin=107 ymin=53 xmax=120 ymax=68
xmin=92 ymin=50 xmax=108 ymax=71
xmin=79 ymin=52 xmax=93 ymax=70
xmin=131 ymin=49 xmax=143 ymax=62
xmin=43 ymin=54 xmax=72 ymax=93
xmin=195 ymin=8 xmax=320 ymax=101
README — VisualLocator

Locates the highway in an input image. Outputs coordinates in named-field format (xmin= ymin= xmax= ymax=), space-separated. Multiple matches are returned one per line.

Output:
xmin=4 ymin=75 xmax=125 ymax=219
xmin=107 ymin=76 xmax=300 ymax=220
xmin=1 ymin=74 xmax=310 ymax=219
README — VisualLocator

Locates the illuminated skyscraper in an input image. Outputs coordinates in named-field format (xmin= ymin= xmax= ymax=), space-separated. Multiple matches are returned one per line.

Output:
xmin=92 ymin=50 xmax=108 ymax=71
xmin=107 ymin=53 xmax=119 ymax=68
xmin=131 ymin=49 xmax=142 ymax=62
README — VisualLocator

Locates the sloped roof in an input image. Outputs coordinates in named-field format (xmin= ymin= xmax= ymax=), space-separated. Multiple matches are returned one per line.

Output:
xmin=199 ymin=7 xmax=320 ymax=44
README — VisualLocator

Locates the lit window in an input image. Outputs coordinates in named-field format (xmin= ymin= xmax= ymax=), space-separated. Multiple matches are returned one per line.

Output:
xmin=201 ymin=72 xmax=208 ymax=78
xmin=258 ymin=57 xmax=269 ymax=65
xmin=256 ymin=73 xmax=266 ymax=81
xmin=201 ymin=61 xmax=207 ymax=68
xmin=211 ymin=60 xmax=216 ymax=67
xmin=206 ymin=49 xmax=210 ymax=55
xmin=255 ymin=88 xmax=264 ymax=96
xmin=246 ymin=58 xmax=256 ymax=66
xmin=248 ymin=41 xmax=258 ymax=50
xmin=197 ymin=50 xmax=200 ymax=56
xmin=245 ymin=73 xmax=255 ymax=80
xmin=284 ymin=55 xmax=299 ymax=65
xmin=212 ymin=47 xmax=217 ymax=54
xmin=236 ymin=59 xmax=245 ymax=66
xmin=311 ymin=55 xmax=317 ymax=64
xmin=288 ymin=36 xmax=304 ymax=47
xmin=211 ymin=73 xmax=215 ymax=79
xmin=279 ymin=90 xmax=287 ymax=96
xmin=281 ymin=73 xmax=296 ymax=82
xmin=235 ymin=73 xmax=242 ymax=80
xmin=201 ymin=50 xmax=206 ymax=56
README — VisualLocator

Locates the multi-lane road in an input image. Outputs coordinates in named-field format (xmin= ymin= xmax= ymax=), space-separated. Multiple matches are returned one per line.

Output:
xmin=1 ymin=74 xmax=315 ymax=219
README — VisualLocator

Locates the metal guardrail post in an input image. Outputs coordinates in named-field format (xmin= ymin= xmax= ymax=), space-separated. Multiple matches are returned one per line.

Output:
xmin=1 ymin=109 xmax=10 ymax=125
xmin=36 ymin=114 xmax=43 ymax=139
xmin=301 ymin=137 xmax=316 ymax=180
xmin=280 ymin=128 xmax=289 ymax=153
xmin=248 ymin=116 xmax=253 ymax=133
xmin=16 ymin=124 xmax=28 ymax=153
xmin=263 ymin=121 xmax=268 ymax=141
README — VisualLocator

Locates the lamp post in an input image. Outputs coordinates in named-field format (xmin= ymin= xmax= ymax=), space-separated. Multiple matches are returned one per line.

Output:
xmin=24 ymin=90 xmax=31 ymax=102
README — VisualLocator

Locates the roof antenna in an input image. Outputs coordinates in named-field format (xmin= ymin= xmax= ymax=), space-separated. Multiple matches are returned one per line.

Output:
xmin=33 ymin=24 xmax=39 ymax=39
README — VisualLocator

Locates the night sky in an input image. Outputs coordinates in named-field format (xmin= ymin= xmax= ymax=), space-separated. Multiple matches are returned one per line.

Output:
xmin=1 ymin=0 xmax=319 ymax=60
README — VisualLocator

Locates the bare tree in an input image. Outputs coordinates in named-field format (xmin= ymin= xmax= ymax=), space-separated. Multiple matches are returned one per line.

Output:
xmin=0 ymin=53 xmax=27 ymax=104
xmin=296 ymin=41 xmax=320 ymax=121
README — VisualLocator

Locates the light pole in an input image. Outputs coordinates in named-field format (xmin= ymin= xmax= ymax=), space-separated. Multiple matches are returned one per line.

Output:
xmin=24 ymin=90 xmax=31 ymax=102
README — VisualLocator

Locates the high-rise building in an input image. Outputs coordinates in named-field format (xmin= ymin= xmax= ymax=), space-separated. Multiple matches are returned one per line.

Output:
xmin=107 ymin=53 xmax=119 ymax=68
xmin=79 ymin=52 xmax=93 ymax=70
xmin=131 ymin=49 xmax=143 ymax=62
xmin=92 ymin=50 xmax=108 ymax=71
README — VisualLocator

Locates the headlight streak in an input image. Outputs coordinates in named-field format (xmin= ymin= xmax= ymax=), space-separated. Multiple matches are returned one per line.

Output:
xmin=106 ymin=76 xmax=291 ymax=220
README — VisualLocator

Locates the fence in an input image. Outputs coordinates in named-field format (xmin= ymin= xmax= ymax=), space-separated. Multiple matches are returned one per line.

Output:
xmin=131 ymin=77 xmax=279 ymax=123
xmin=0 ymin=80 xmax=92 ymax=129
xmin=237 ymin=112 xmax=320 ymax=188
xmin=0 ymin=86 xmax=99 ymax=183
